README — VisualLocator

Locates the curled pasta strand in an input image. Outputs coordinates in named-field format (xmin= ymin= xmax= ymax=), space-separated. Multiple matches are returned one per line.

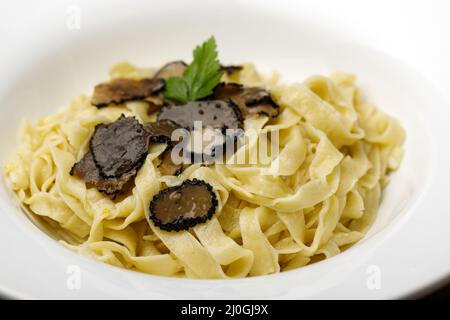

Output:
xmin=4 ymin=66 xmax=405 ymax=278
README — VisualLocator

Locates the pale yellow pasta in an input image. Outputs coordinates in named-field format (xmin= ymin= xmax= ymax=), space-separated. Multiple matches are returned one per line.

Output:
xmin=4 ymin=63 xmax=405 ymax=278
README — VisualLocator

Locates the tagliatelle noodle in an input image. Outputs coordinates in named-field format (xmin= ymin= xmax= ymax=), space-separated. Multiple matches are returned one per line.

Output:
xmin=4 ymin=63 xmax=405 ymax=278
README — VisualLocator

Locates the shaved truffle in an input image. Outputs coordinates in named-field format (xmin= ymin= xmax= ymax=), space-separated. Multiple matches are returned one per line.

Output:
xmin=144 ymin=96 xmax=165 ymax=115
xmin=150 ymin=179 xmax=218 ymax=231
xmin=157 ymin=100 xmax=243 ymax=164
xmin=213 ymin=82 xmax=280 ymax=118
xmin=154 ymin=61 xmax=187 ymax=80
xmin=182 ymin=127 xmax=230 ymax=163
xmin=213 ymin=82 xmax=244 ymax=98
xmin=143 ymin=120 xmax=185 ymax=175
xmin=91 ymin=78 xmax=165 ymax=108
xmin=158 ymin=147 xmax=183 ymax=176
xmin=70 ymin=151 xmax=136 ymax=195
xmin=157 ymin=100 xmax=242 ymax=131
xmin=144 ymin=119 xmax=182 ymax=145
xmin=220 ymin=64 xmax=243 ymax=75
xmin=71 ymin=115 xmax=150 ymax=196
xmin=90 ymin=115 xmax=150 ymax=178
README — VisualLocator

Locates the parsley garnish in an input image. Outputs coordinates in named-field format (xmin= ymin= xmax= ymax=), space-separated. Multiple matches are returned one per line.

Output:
xmin=164 ymin=36 xmax=222 ymax=104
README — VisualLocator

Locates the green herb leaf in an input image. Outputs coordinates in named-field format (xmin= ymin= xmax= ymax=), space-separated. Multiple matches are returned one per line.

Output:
xmin=163 ymin=36 xmax=222 ymax=104
xmin=164 ymin=77 xmax=189 ymax=103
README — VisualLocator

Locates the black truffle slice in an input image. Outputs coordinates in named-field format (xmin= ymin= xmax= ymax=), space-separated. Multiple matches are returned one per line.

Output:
xmin=143 ymin=119 xmax=182 ymax=145
xmin=145 ymin=98 xmax=164 ymax=115
xmin=157 ymin=100 xmax=242 ymax=131
xmin=220 ymin=64 xmax=243 ymax=75
xmin=150 ymin=179 xmax=218 ymax=231
xmin=154 ymin=61 xmax=187 ymax=80
xmin=181 ymin=126 xmax=230 ymax=164
xmin=70 ymin=150 xmax=137 ymax=195
xmin=213 ymin=82 xmax=280 ymax=118
xmin=158 ymin=147 xmax=183 ymax=176
xmin=213 ymin=82 xmax=244 ymax=98
xmin=157 ymin=100 xmax=243 ymax=164
xmin=143 ymin=120 xmax=184 ymax=174
xmin=91 ymin=78 xmax=165 ymax=108
xmin=90 ymin=115 xmax=150 ymax=179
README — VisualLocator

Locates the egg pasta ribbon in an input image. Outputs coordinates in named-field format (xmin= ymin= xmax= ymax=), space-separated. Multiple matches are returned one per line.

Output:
xmin=4 ymin=64 xmax=405 ymax=278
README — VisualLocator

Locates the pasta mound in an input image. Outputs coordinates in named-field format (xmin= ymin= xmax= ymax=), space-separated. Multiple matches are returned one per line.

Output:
xmin=4 ymin=63 xmax=405 ymax=278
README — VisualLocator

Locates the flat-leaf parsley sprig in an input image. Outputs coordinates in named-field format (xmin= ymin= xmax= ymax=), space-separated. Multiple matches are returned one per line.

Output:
xmin=164 ymin=36 xmax=223 ymax=104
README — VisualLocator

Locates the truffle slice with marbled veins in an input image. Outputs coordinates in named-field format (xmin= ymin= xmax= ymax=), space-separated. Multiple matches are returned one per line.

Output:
xmin=213 ymin=82 xmax=280 ymax=118
xmin=71 ymin=115 xmax=150 ymax=196
xmin=153 ymin=61 xmax=187 ymax=80
xmin=157 ymin=147 xmax=183 ymax=176
xmin=70 ymin=150 xmax=137 ymax=196
xmin=149 ymin=179 xmax=218 ymax=231
xmin=90 ymin=115 xmax=150 ymax=178
xmin=144 ymin=119 xmax=182 ymax=145
xmin=157 ymin=100 xmax=242 ymax=131
xmin=91 ymin=78 xmax=165 ymax=107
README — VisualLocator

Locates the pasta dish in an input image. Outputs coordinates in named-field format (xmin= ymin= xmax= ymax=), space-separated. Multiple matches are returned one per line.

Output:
xmin=4 ymin=37 xmax=405 ymax=278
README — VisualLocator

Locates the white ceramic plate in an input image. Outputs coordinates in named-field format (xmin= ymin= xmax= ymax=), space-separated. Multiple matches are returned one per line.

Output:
xmin=0 ymin=0 xmax=449 ymax=299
